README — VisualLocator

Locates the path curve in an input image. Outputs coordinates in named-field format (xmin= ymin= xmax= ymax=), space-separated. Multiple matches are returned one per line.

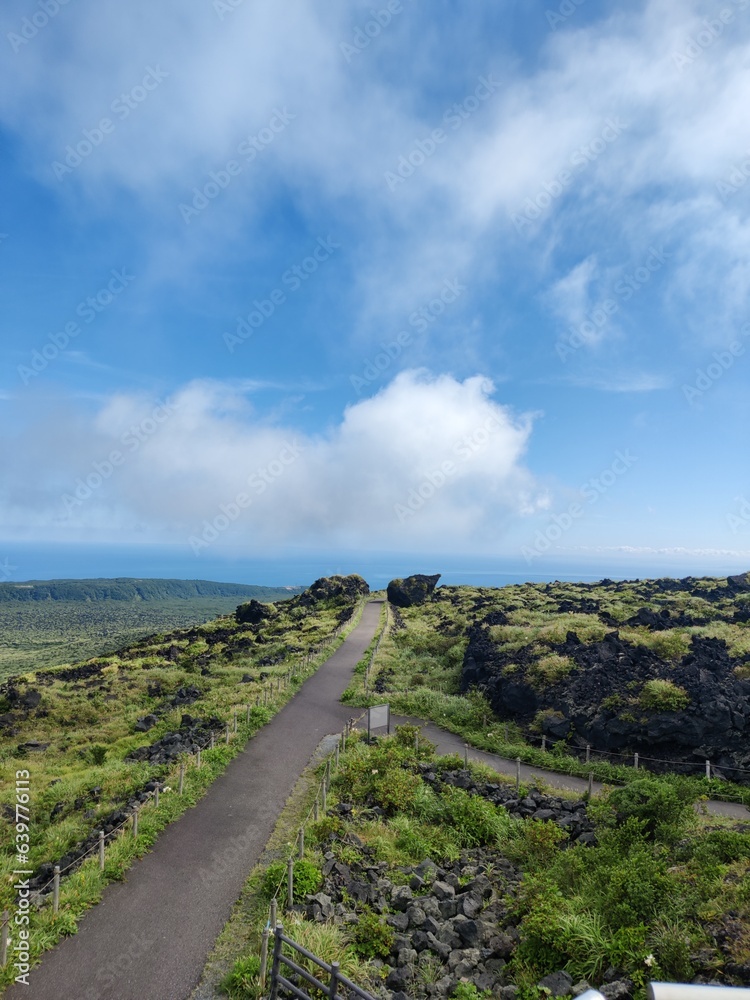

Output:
xmin=6 ymin=601 xmax=383 ymax=1000
xmin=373 ymin=715 xmax=750 ymax=821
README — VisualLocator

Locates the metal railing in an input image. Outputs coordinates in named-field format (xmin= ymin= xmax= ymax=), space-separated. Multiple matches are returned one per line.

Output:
xmin=268 ymin=923 xmax=376 ymax=1000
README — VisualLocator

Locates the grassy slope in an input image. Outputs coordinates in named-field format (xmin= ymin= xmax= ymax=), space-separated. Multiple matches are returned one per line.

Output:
xmin=0 ymin=592 xmax=363 ymax=916
xmin=0 ymin=590 xmax=304 ymax=681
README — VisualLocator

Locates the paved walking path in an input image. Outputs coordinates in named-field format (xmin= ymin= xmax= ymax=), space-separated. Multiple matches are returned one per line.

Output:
xmin=367 ymin=715 xmax=749 ymax=821
xmin=6 ymin=601 xmax=383 ymax=1000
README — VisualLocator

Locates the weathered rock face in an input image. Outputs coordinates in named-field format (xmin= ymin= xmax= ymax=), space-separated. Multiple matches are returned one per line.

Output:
xmin=235 ymin=575 xmax=368 ymax=622
xmin=387 ymin=574 xmax=441 ymax=608
xmin=235 ymin=598 xmax=275 ymax=625
xmin=461 ymin=622 xmax=750 ymax=775
xmin=291 ymin=574 xmax=370 ymax=609
xmin=310 ymin=574 xmax=369 ymax=601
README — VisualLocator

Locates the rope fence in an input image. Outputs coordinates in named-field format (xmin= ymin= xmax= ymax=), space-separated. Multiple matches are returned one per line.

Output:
xmin=0 ymin=602 xmax=366 ymax=960
xmin=362 ymin=607 xmax=750 ymax=804
xmin=502 ymin=726 xmax=750 ymax=795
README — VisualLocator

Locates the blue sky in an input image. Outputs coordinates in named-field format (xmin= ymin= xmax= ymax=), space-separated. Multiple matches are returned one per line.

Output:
xmin=1 ymin=0 xmax=749 ymax=586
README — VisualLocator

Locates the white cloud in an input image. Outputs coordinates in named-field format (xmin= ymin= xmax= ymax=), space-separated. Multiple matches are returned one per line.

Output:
xmin=0 ymin=372 xmax=542 ymax=554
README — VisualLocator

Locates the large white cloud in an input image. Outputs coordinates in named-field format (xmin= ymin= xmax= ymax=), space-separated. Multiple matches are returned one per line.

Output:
xmin=0 ymin=372 xmax=543 ymax=554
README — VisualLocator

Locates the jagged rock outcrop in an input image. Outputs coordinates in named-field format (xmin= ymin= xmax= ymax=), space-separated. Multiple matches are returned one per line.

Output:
xmin=235 ymin=598 xmax=275 ymax=625
xmin=126 ymin=715 xmax=222 ymax=764
xmin=461 ymin=622 xmax=750 ymax=775
xmin=292 ymin=575 xmax=370 ymax=609
xmin=387 ymin=574 xmax=441 ymax=608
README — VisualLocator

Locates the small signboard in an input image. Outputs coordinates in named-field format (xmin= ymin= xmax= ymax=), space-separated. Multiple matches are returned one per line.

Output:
xmin=367 ymin=703 xmax=390 ymax=739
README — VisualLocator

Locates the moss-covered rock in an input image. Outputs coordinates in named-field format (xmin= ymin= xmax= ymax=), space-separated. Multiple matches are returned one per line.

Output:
xmin=387 ymin=574 xmax=441 ymax=608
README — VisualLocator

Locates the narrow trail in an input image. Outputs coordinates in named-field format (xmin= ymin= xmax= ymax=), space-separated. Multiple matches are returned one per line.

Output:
xmin=364 ymin=714 xmax=750 ymax=821
xmin=6 ymin=601 xmax=383 ymax=1000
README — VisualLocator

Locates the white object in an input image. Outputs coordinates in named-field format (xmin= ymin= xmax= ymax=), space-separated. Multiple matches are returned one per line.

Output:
xmin=648 ymin=986 xmax=750 ymax=999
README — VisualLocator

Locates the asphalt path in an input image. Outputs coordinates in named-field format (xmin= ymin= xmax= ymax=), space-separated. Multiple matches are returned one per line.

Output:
xmin=7 ymin=601 xmax=383 ymax=1000
xmin=368 ymin=715 xmax=749 ymax=821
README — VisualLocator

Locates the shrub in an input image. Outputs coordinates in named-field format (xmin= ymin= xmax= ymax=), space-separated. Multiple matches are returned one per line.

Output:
xmin=507 ymin=818 xmax=566 ymax=871
xmin=528 ymin=653 xmax=574 ymax=689
xmin=649 ymin=631 xmax=692 ymax=662
xmin=439 ymin=785 xmax=512 ymax=846
xmin=639 ymin=679 xmax=690 ymax=712
xmin=602 ymin=779 xmax=695 ymax=844
xmin=262 ymin=859 xmax=322 ymax=904
xmin=350 ymin=909 xmax=394 ymax=960
xmin=452 ymin=984 xmax=491 ymax=1000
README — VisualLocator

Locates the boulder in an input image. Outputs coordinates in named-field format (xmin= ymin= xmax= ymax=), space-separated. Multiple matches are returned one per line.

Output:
xmin=538 ymin=970 xmax=574 ymax=996
xmin=387 ymin=574 xmax=441 ymax=608
xmin=135 ymin=715 xmax=158 ymax=732
xmin=235 ymin=599 xmax=274 ymax=625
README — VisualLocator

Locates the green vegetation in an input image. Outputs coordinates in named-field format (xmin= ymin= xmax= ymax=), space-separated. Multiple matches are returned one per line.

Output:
xmin=0 ymin=582 xmax=366 ymax=990
xmin=342 ymin=577 xmax=750 ymax=806
xmin=0 ymin=577 xmax=302 ymax=602
xmin=639 ymin=679 xmax=691 ymax=712
xmin=0 ymin=578 xmax=303 ymax=678
xmin=263 ymin=858 xmax=322 ymax=905
xmin=216 ymin=727 xmax=750 ymax=999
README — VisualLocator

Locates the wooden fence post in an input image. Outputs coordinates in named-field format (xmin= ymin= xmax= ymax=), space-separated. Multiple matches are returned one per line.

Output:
xmin=1 ymin=910 xmax=9 ymax=968
xmin=464 ymin=744 xmax=468 ymax=767
xmin=287 ymin=856 xmax=294 ymax=909
xmin=197 ymin=748 xmax=201 ymax=769
xmin=259 ymin=926 xmax=270 ymax=989
xmin=133 ymin=805 xmax=139 ymax=839
xmin=706 ymin=759 xmax=711 ymax=780
xmin=541 ymin=735 xmax=547 ymax=752
xmin=634 ymin=753 xmax=639 ymax=770
xmin=515 ymin=757 xmax=521 ymax=793
xmin=234 ymin=708 xmax=238 ymax=734
xmin=246 ymin=704 xmax=251 ymax=725
xmin=53 ymin=866 xmax=60 ymax=913
xmin=210 ymin=733 xmax=215 ymax=750
xmin=99 ymin=830 xmax=105 ymax=871
xmin=225 ymin=723 xmax=230 ymax=744
xmin=588 ymin=772 xmax=594 ymax=797
xmin=179 ymin=763 xmax=185 ymax=795
xmin=586 ymin=744 xmax=591 ymax=764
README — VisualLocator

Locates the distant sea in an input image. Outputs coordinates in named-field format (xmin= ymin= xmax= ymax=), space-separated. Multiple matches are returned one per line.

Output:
xmin=1 ymin=543 xmax=744 ymax=590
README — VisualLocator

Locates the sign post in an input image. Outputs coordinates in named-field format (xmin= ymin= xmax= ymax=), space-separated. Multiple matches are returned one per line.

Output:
xmin=367 ymin=704 xmax=390 ymax=740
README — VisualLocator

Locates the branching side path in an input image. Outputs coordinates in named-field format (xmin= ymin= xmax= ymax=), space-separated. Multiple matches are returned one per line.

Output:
xmin=379 ymin=715 xmax=750 ymax=821
xmin=6 ymin=601 xmax=384 ymax=1000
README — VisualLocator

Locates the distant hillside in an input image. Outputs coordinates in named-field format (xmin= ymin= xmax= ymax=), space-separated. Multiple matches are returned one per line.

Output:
xmin=0 ymin=578 xmax=304 ymax=603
